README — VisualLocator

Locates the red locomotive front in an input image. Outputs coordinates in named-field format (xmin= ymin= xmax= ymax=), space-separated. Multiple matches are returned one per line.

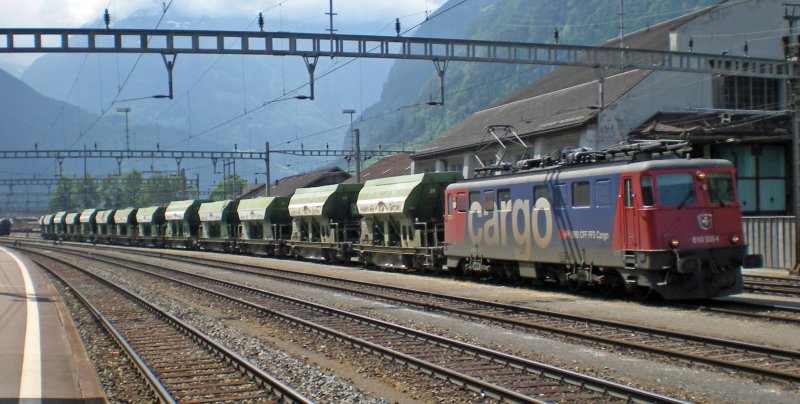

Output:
xmin=612 ymin=162 xmax=745 ymax=299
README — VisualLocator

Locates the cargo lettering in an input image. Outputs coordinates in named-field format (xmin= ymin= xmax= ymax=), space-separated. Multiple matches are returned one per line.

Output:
xmin=467 ymin=197 xmax=553 ymax=260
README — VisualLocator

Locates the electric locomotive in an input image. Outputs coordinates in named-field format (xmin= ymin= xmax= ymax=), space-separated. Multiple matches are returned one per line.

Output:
xmin=443 ymin=150 xmax=745 ymax=300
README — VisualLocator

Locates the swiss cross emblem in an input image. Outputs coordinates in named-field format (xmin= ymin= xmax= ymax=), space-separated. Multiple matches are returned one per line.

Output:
xmin=697 ymin=213 xmax=713 ymax=230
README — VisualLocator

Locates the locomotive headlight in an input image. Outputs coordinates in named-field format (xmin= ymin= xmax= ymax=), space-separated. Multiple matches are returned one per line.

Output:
xmin=730 ymin=234 xmax=741 ymax=244
xmin=696 ymin=171 xmax=706 ymax=180
xmin=670 ymin=239 xmax=680 ymax=248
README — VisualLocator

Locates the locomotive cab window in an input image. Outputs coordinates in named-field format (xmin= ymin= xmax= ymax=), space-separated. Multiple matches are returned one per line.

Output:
xmin=483 ymin=190 xmax=495 ymax=211
xmin=641 ymin=175 xmax=655 ymax=207
xmin=595 ymin=180 xmax=611 ymax=207
xmin=447 ymin=194 xmax=454 ymax=215
xmin=456 ymin=192 xmax=467 ymax=212
xmin=533 ymin=185 xmax=550 ymax=203
xmin=658 ymin=173 xmax=696 ymax=207
xmin=498 ymin=189 xmax=512 ymax=210
xmin=572 ymin=182 xmax=590 ymax=207
xmin=707 ymin=172 xmax=735 ymax=205
xmin=469 ymin=191 xmax=481 ymax=211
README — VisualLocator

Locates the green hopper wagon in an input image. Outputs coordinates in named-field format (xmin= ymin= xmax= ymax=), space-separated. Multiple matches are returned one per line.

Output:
xmin=288 ymin=183 xmax=363 ymax=261
xmin=354 ymin=172 xmax=462 ymax=270
xmin=198 ymin=199 xmax=239 ymax=252
xmin=236 ymin=196 xmax=291 ymax=256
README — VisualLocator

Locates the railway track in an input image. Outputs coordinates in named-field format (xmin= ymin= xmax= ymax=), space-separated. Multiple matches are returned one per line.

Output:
xmin=24 ymin=248 xmax=310 ymax=403
xmin=63 ymin=243 xmax=800 ymax=384
xmin=20 ymin=244 xmax=685 ymax=403
xmin=744 ymin=274 xmax=800 ymax=297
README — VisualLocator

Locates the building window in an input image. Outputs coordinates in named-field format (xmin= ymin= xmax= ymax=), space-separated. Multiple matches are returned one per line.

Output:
xmin=714 ymin=144 xmax=787 ymax=214
xmin=719 ymin=76 xmax=780 ymax=110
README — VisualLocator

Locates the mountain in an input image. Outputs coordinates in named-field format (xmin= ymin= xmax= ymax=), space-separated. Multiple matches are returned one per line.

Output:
xmin=355 ymin=0 xmax=721 ymax=151
xmin=20 ymin=14 xmax=395 ymax=180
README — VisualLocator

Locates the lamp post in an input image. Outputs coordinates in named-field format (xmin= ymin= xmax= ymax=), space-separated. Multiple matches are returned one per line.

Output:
xmin=116 ymin=107 xmax=132 ymax=151
xmin=342 ymin=109 xmax=358 ymax=181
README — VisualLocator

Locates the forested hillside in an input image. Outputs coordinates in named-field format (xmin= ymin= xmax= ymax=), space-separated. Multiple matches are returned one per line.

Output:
xmin=356 ymin=0 xmax=720 ymax=151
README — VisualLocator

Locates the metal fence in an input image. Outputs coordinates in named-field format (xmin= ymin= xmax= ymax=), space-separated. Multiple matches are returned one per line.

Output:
xmin=742 ymin=216 xmax=794 ymax=269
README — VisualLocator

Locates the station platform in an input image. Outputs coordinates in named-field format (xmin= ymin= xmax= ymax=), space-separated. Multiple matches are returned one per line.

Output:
xmin=0 ymin=246 xmax=105 ymax=402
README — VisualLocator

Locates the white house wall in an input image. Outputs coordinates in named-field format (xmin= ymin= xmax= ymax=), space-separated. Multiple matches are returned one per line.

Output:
xmin=598 ymin=0 xmax=787 ymax=148
xmin=597 ymin=70 xmax=710 ymax=148
xmin=671 ymin=0 xmax=785 ymax=58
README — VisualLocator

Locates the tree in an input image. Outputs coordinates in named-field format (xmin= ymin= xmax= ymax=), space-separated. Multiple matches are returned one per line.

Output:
xmin=49 ymin=177 xmax=77 ymax=211
xmin=209 ymin=175 xmax=247 ymax=201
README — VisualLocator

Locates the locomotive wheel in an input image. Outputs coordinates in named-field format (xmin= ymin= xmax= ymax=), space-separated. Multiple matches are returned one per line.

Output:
xmin=597 ymin=281 xmax=615 ymax=297
xmin=596 ymin=275 xmax=622 ymax=297
xmin=633 ymin=285 xmax=653 ymax=301
xmin=566 ymin=278 xmax=583 ymax=293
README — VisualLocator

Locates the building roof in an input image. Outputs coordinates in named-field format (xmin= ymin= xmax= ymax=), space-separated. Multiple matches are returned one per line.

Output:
xmin=343 ymin=153 xmax=413 ymax=184
xmin=269 ymin=166 xmax=351 ymax=197
xmin=236 ymin=167 xmax=352 ymax=199
xmin=630 ymin=112 xmax=791 ymax=143
xmin=237 ymin=183 xmax=266 ymax=200
xmin=413 ymin=5 xmax=716 ymax=159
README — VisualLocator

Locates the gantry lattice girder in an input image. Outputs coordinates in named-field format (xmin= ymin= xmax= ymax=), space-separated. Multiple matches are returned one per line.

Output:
xmin=0 ymin=177 xmax=199 ymax=186
xmin=0 ymin=148 xmax=405 ymax=159
xmin=0 ymin=28 xmax=792 ymax=79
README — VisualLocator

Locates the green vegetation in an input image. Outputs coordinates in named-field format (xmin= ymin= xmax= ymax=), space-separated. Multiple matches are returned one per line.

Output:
xmin=48 ymin=171 xmax=199 ymax=211
xmin=209 ymin=175 xmax=247 ymax=201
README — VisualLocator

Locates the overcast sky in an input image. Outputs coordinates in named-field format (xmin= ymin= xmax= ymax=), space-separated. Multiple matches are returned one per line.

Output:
xmin=0 ymin=0 xmax=445 ymax=74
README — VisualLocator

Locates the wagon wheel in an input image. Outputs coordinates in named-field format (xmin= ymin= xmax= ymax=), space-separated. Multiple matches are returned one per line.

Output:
xmin=633 ymin=285 xmax=653 ymax=302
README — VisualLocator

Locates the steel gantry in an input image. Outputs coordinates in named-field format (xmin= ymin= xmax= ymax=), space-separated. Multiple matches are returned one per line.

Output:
xmin=0 ymin=176 xmax=200 ymax=188
xmin=0 ymin=28 xmax=793 ymax=103
xmin=0 ymin=145 xmax=406 ymax=195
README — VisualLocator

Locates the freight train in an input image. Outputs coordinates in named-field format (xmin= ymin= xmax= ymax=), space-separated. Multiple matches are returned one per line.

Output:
xmin=37 ymin=143 xmax=750 ymax=300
